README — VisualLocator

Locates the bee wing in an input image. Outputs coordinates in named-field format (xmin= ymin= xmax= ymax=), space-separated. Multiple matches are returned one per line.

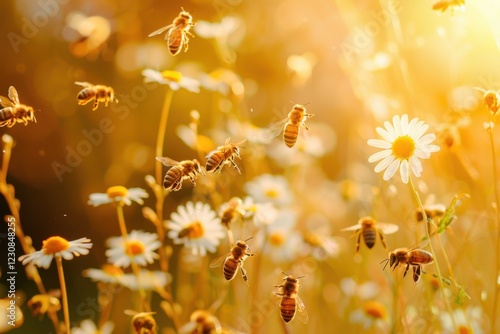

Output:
xmin=8 ymin=86 xmax=20 ymax=105
xmin=148 ymin=24 xmax=173 ymax=37
xmin=0 ymin=95 xmax=15 ymax=108
xmin=262 ymin=118 xmax=287 ymax=141
xmin=156 ymin=156 xmax=180 ymax=167
xmin=341 ymin=224 xmax=362 ymax=232
xmin=209 ymin=252 xmax=230 ymax=268
xmin=406 ymin=240 xmax=430 ymax=253
xmin=377 ymin=223 xmax=399 ymax=235
xmin=295 ymin=296 xmax=309 ymax=324
xmin=75 ymin=81 xmax=94 ymax=88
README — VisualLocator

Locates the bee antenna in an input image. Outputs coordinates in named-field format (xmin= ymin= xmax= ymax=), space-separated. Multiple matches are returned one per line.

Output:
xmin=303 ymin=101 xmax=312 ymax=106
xmin=380 ymin=258 xmax=389 ymax=270
xmin=244 ymin=236 xmax=254 ymax=242
xmin=282 ymin=271 xmax=289 ymax=276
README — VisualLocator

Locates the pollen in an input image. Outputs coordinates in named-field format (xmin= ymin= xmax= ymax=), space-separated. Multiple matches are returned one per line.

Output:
xmin=106 ymin=186 xmax=128 ymax=199
xmin=42 ymin=236 xmax=70 ymax=254
xmin=265 ymin=188 xmax=279 ymax=199
xmin=185 ymin=221 xmax=205 ymax=239
xmin=391 ymin=135 xmax=416 ymax=160
xmin=161 ymin=70 xmax=183 ymax=82
xmin=269 ymin=233 xmax=284 ymax=245
xmin=125 ymin=240 xmax=146 ymax=256
xmin=363 ymin=300 xmax=387 ymax=319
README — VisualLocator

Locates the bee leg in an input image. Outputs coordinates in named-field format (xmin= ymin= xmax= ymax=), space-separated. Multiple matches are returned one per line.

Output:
xmin=412 ymin=265 xmax=421 ymax=283
xmin=92 ymin=100 xmax=99 ymax=111
xmin=230 ymin=160 xmax=241 ymax=173
xmin=379 ymin=231 xmax=387 ymax=249
xmin=355 ymin=231 xmax=361 ymax=253
xmin=403 ymin=263 xmax=410 ymax=278
xmin=240 ymin=265 xmax=249 ymax=283
xmin=301 ymin=122 xmax=310 ymax=130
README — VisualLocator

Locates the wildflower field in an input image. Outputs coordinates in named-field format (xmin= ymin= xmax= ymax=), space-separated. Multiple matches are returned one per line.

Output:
xmin=1 ymin=0 xmax=500 ymax=333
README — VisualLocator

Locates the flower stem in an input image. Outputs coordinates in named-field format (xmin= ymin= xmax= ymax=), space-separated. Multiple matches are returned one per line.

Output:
xmin=55 ymin=257 xmax=70 ymax=334
xmin=408 ymin=176 xmax=456 ymax=330
xmin=487 ymin=119 xmax=500 ymax=334
xmin=155 ymin=88 xmax=174 ymax=274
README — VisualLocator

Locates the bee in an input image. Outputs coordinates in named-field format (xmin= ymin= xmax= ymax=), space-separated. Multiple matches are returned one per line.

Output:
xmin=205 ymin=138 xmax=246 ymax=174
xmin=273 ymin=273 xmax=309 ymax=323
xmin=381 ymin=243 xmax=434 ymax=283
xmin=210 ymin=237 xmax=255 ymax=283
xmin=341 ymin=216 xmax=399 ymax=253
xmin=0 ymin=86 xmax=36 ymax=127
xmin=75 ymin=82 xmax=117 ymax=111
xmin=432 ymin=0 xmax=466 ymax=12
xmin=179 ymin=310 xmax=222 ymax=334
xmin=268 ymin=103 xmax=314 ymax=148
xmin=124 ymin=310 xmax=157 ymax=334
xmin=219 ymin=197 xmax=245 ymax=228
xmin=148 ymin=7 xmax=195 ymax=56
xmin=156 ymin=157 xmax=205 ymax=191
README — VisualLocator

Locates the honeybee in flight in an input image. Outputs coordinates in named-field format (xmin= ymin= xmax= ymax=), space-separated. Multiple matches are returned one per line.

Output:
xmin=205 ymin=138 xmax=246 ymax=174
xmin=341 ymin=216 xmax=399 ymax=253
xmin=0 ymin=86 xmax=36 ymax=127
xmin=124 ymin=310 xmax=157 ymax=334
xmin=75 ymin=82 xmax=117 ymax=111
xmin=156 ymin=157 xmax=205 ymax=191
xmin=210 ymin=237 xmax=255 ymax=283
xmin=148 ymin=7 xmax=195 ymax=56
xmin=274 ymin=273 xmax=308 ymax=323
xmin=219 ymin=197 xmax=245 ymax=228
xmin=268 ymin=103 xmax=314 ymax=148
xmin=381 ymin=242 xmax=434 ymax=283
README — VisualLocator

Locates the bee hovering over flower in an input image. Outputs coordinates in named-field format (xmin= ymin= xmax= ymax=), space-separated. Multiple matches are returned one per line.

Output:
xmin=267 ymin=102 xmax=314 ymax=148
xmin=219 ymin=197 xmax=245 ymax=228
xmin=205 ymin=138 xmax=246 ymax=174
xmin=75 ymin=82 xmax=117 ymax=111
xmin=210 ymin=237 xmax=255 ymax=283
xmin=156 ymin=157 xmax=205 ymax=191
xmin=342 ymin=216 xmax=399 ymax=253
xmin=148 ymin=7 xmax=195 ymax=56
xmin=381 ymin=242 xmax=434 ymax=283
xmin=274 ymin=272 xmax=309 ymax=323
xmin=0 ymin=86 xmax=36 ymax=127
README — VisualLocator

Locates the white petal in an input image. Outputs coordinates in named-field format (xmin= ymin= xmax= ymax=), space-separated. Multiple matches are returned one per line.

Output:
xmin=400 ymin=159 xmax=410 ymax=183
xmin=417 ymin=133 xmax=437 ymax=146
xmin=369 ymin=149 xmax=392 ymax=163
xmin=383 ymin=159 xmax=400 ymax=181
xmin=376 ymin=126 xmax=395 ymax=142
xmin=414 ymin=122 xmax=429 ymax=140
xmin=374 ymin=155 xmax=395 ymax=172
xmin=393 ymin=115 xmax=403 ymax=136
xmin=409 ymin=156 xmax=422 ymax=176
xmin=367 ymin=139 xmax=392 ymax=149
xmin=400 ymin=114 xmax=409 ymax=134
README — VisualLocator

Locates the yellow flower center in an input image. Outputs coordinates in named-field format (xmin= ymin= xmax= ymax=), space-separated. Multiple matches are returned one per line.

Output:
xmin=125 ymin=240 xmax=145 ymax=256
xmin=42 ymin=236 xmax=70 ymax=254
xmin=102 ymin=264 xmax=124 ymax=276
xmin=458 ymin=325 xmax=472 ymax=334
xmin=107 ymin=186 xmax=128 ymax=199
xmin=303 ymin=232 xmax=321 ymax=247
xmin=161 ymin=70 xmax=182 ymax=82
xmin=363 ymin=301 xmax=386 ymax=319
xmin=265 ymin=188 xmax=279 ymax=199
xmin=179 ymin=222 xmax=205 ymax=239
xmin=391 ymin=135 xmax=416 ymax=160
xmin=269 ymin=233 xmax=284 ymax=245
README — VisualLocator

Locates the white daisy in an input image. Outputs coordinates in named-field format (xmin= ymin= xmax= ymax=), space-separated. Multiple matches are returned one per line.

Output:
xmin=105 ymin=230 xmax=160 ymax=268
xmin=167 ymin=201 xmax=225 ymax=257
xmin=440 ymin=306 xmax=484 ymax=334
xmin=82 ymin=264 xmax=126 ymax=285
xmin=194 ymin=16 xmax=241 ymax=39
xmin=142 ymin=69 xmax=200 ymax=93
xmin=367 ymin=114 xmax=440 ymax=184
xmin=88 ymin=186 xmax=149 ymax=207
xmin=255 ymin=210 xmax=302 ymax=263
xmin=244 ymin=174 xmax=293 ymax=206
xmin=349 ymin=300 xmax=390 ymax=330
xmin=121 ymin=269 xmax=171 ymax=291
xmin=19 ymin=237 xmax=92 ymax=269
xmin=71 ymin=319 xmax=114 ymax=334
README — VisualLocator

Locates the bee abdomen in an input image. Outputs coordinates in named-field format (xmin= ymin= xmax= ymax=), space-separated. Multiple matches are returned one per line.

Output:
xmin=223 ymin=257 xmax=238 ymax=281
xmin=280 ymin=297 xmax=296 ymax=323
xmin=283 ymin=124 xmax=299 ymax=148
xmin=363 ymin=229 xmax=376 ymax=249
xmin=164 ymin=167 xmax=182 ymax=190
xmin=205 ymin=154 xmax=223 ymax=172
xmin=0 ymin=108 xmax=13 ymax=121
xmin=168 ymin=31 xmax=183 ymax=56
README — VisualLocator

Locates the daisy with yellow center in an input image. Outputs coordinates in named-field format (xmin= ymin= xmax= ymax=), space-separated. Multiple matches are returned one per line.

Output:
xmin=18 ymin=236 xmax=92 ymax=334
xmin=142 ymin=68 xmax=200 ymax=92
xmin=367 ymin=114 xmax=440 ymax=184
xmin=167 ymin=201 xmax=225 ymax=256
xmin=349 ymin=300 xmax=389 ymax=330
xmin=244 ymin=174 xmax=293 ymax=206
xmin=105 ymin=230 xmax=161 ymax=268
xmin=88 ymin=186 xmax=149 ymax=207
xmin=83 ymin=264 xmax=126 ymax=285
xmin=71 ymin=319 xmax=115 ymax=334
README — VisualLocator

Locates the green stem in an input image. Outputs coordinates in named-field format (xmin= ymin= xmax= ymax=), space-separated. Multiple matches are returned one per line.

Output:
xmin=55 ymin=257 xmax=70 ymax=334
xmin=409 ymin=176 xmax=456 ymax=330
